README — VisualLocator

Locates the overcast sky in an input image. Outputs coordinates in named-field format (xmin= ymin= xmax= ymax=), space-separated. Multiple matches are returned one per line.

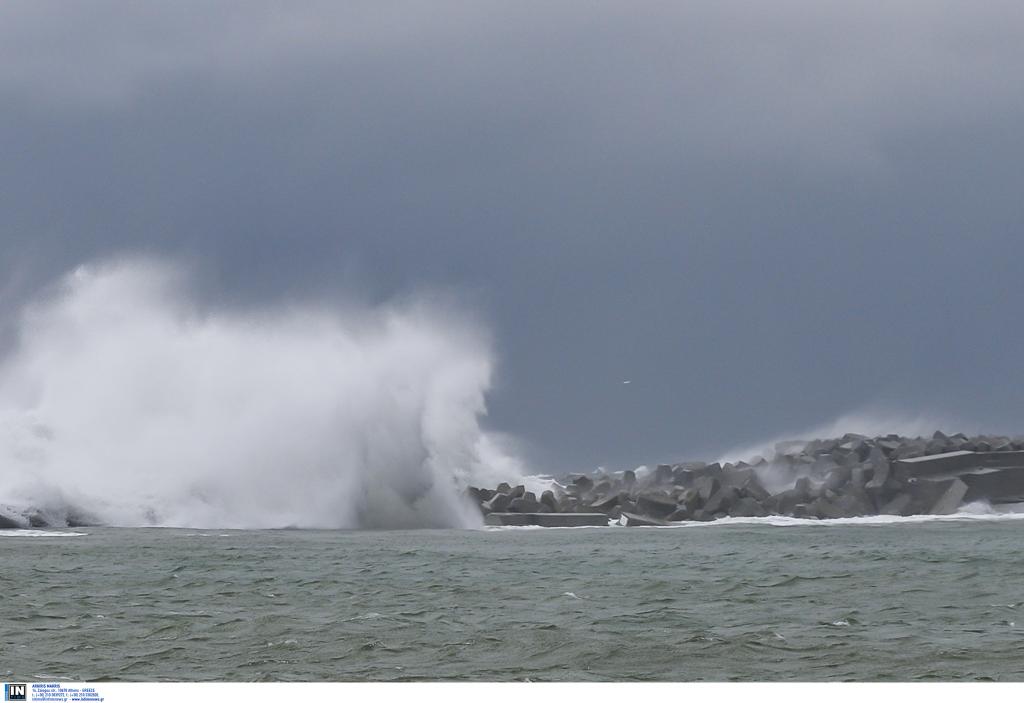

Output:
xmin=1 ymin=1 xmax=1022 ymax=471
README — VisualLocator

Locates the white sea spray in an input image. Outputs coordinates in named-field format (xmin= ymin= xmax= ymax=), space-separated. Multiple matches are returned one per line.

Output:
xmin=0 ymin=258 xmax=525 ymax=528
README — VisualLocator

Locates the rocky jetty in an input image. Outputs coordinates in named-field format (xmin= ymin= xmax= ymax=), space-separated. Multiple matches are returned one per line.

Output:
xmin=469 ymin=432 xmax=1024 ymax=526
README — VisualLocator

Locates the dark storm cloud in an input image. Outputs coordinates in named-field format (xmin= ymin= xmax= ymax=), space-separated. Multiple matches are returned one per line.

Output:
xmin=1 ymin=1 xmax=1022 ymax=469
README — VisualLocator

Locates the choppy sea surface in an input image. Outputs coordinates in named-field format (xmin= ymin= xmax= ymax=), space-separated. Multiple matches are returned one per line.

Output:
xmin=4 ymin=516 xmax=1024 ymax=681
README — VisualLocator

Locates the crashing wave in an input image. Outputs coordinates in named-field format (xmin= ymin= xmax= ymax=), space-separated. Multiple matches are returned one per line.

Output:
xmin=0 ymin=258 xmax=525 ymax=529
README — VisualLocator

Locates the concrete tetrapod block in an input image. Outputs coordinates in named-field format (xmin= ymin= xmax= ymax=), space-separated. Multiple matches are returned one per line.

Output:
xmin=635 ymin=493 xmax=678 ymax=518
xmin=728 ymin=497 xmax=768 ymax=518
xmin=683 ymin=462 xmax=721 ymax=482
xmin=740 ymin=474 xmax=771 ymax=502
xmin=850 ymin=467 xmax=868 ymax=489
xmin=557 ymin=495 xmax=579 ymax=513
xmin=877 ymin=439 xmax=903 ymax=456
xmin=671 ymin=466 xmax=692 ymax=486
xmin=824 ymin=466 xmax=852 ymax=492
xmin=484 ymin=492 xmax=512 ymax=513
xmin=654 ymin=464 xmax=674 ymax=484
xmin=667 ymin=506 xmax=692 ymax=521
xmin=836 ymin=492 xmax=871 ymax=517
xmin=840 ymin=479 xmax=876 ymax=512
xmin=927 ymin=478 xmax=968 ymax=515
xmin=771 ymin=489 xmax=804 ymax=516
xmin=588 ymin=493 xmax=622 ymax=514
xmin=811 ymin=497 xmax=846 ymax=520
xmin=879 ymin=493 xmax=913 ymax=516
xmin=508 ymin=497 xmax=542 ymax=513
xmin=831 ymin=448 xmax=860 ymax=468
xmin=866 ymin=455 xmax=891 ymax=490
xmin=540 ymin=490 xmax=559 ymax=512
xmin=676 ymin=488 xmax=701 ymax=513
xmin=811 ymin=456 xmax=839 ymax=477
xmin=694 ymin=475 xmax=721 ymax=502
xmin=721 ymin=467 xmax=755 ymax=489
xmin=703 ymin=485 xmax=740 ymax=515
xmin=905 ymin=479 xmax=948 ymax=513
xmin=792 ymin=477 xmax=813 ymax=500
xmin=571 ymin=475 xmax=594 ymax=493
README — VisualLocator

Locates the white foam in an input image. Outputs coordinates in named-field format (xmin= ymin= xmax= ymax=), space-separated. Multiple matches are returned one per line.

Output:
xmin=0 ymin=529 xmax=86 ymax=537
xmin=617 ymin=506 xmax=1024 ymax=529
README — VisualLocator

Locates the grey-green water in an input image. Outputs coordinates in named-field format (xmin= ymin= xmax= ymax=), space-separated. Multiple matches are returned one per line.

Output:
xmin=3 ymin=518 xmax=1024 ymax=681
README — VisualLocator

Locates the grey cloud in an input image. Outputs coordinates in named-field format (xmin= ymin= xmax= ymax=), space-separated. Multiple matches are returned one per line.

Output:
xmin=0 ymin=1 xmax=1022 ymax=470
xmin=4 ymin=2 xmax=1022 ymax=168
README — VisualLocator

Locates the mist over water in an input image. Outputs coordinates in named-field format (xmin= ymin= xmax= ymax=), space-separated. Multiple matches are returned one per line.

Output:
xmin=707 ymin=411 xmax=986 ymax=497
xmin=0 ymin=259 xmax=525 ymax=529
xmin=714 ymin=411 xmax=972 ymax=467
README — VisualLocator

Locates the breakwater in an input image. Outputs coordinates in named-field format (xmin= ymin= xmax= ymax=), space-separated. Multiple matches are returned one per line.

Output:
xmin=470 ymin=432 xmax=1024 ymax=526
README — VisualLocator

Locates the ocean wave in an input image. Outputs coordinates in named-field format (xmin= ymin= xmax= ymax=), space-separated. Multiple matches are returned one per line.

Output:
xmin=0 ymin=258 xmax=526 ymax=529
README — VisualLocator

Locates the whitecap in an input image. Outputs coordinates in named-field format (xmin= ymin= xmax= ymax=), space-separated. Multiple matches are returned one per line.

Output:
xmin=646 ymin=509 xmax=1024 ymax=529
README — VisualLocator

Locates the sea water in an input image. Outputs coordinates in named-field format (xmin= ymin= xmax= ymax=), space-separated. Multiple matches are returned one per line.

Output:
xmin=3 ymin=516 xmax=1024 ymax=681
